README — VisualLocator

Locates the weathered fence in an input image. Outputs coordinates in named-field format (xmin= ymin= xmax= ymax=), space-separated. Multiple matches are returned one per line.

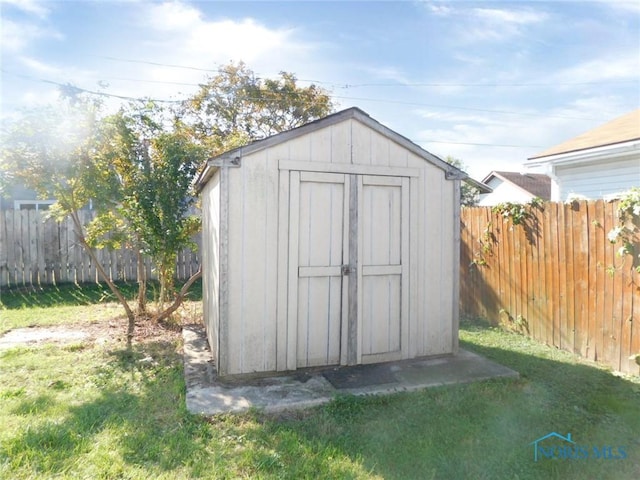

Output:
xmin=0 ymin=209 xmax=200 ymax=287
xmin=461 ymin=200 xmax=639 ymax=375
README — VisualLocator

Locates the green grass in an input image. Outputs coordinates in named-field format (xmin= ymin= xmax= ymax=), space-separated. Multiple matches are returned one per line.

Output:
xmin=0 ymin=280 xmax=202 ymax=333
xmin=1 ymin=286 xmax=639 ymax=479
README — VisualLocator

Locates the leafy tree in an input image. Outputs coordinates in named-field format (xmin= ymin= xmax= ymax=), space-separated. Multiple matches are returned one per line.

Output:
xmin=182 ymin=62 xmax=334 ymax=154
xmin=1 ymin=63 xmax=334 ymax=340
xmin=0 ymin=97 xmax=139 ymax=340
xmin=98 ymin=104 xmax=207 ymax=316
xmin=445 ymin=156 xmax=479 ymax=206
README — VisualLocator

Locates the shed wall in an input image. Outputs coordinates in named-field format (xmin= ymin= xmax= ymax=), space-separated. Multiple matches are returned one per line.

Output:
xmin=217 ymin=117 xmax=458 ymax=375
xmin=201 ymin=171 xmax=221 ymax=358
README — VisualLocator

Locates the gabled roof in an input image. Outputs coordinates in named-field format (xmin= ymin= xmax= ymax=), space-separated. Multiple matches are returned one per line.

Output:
xmin=196 ymin=107 xmax=491 ymax=193
xmin=482 ymin=171 xmax=551 ymax=200
xmin=530 ymin=109 xmax=640 ymax=159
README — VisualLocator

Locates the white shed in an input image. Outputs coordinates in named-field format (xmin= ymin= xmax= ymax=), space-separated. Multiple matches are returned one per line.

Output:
xmin=196 ymin=107 xmax=476 ymax=377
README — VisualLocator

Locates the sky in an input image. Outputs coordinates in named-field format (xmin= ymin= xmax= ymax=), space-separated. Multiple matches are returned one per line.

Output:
xmin=1 ymin=0 xmax=639 ymax=180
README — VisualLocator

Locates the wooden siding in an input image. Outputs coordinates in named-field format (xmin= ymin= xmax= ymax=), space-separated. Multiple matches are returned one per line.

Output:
xmin=0 ymin=209 xmax=200 ymax=287
xmin=460 ymin=200 xmax=640 ymax=375
xmin=210 ymin=117 xmax=458 ymax=375
xmin=556 ymin=157 xmax=640 ymax=201
xmin=201 ymin=172 xmax=220 ymax=359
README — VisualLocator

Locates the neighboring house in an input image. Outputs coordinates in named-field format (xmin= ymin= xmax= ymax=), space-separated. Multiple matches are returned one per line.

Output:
xmin=478 ymin=170 xmax=551 ymax=206
xmin=527 ymin=109 xmax=640 ymax=201
xmin=196 ymin=107 xmax=489 ymax=377
xmin=0 ymin=184 xmax=56 ymax=211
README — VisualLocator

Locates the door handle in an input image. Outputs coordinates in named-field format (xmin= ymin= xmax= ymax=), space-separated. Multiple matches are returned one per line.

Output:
xmin=341 ymin=264 xmax=351 ymax=276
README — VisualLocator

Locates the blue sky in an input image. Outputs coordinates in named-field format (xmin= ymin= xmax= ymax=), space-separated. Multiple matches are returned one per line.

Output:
xmin=1 ymin=0 xmax=639 ymax=179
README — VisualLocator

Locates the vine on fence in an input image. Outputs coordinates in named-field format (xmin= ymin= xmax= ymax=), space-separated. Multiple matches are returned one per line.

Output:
xmin=470 ymin=198 xmax=544 ymax=267
xmin=606 ymin=187 xmax=640 ymax=274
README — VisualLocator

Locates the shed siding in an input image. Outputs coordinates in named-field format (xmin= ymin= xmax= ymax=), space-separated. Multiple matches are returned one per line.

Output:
xmin=226 ymin=153 xmax=280 ymax=374
xmin=556 ymin=157 xmax=640 ymax=200
xmin=201 ymin=172 xmax=220 ymax=358
xmin=206 ymin=113 xmax=459 ymax=375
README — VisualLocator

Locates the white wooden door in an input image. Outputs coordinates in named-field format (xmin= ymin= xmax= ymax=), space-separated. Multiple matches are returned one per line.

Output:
xmin=358 ymin=175 xmax=409 ymax=363
xmin=287 ymin=171 xmax=408 ymax=368
xmin=289 ymin=171 xmax=349 ymax=367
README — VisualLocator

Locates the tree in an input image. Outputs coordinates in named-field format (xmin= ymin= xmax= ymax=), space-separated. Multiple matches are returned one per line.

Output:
xmin=445 ymin=156 xmax=479 ymax=206
xmin=1 ymin=63 xmax=334 ymax=340
xmin=98 ymin=104 xmax=207 ymax=315
xmin=182 ymin=62 xmax=334 ymax=155
xmin=0 ymin=96 xmax=139 ymax=341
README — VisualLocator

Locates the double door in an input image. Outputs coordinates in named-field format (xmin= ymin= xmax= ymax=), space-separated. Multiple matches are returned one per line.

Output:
xmin=288 ymin=171 xmax=409 ymax=368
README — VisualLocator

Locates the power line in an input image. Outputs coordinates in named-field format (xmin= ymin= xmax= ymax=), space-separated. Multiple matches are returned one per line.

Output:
xmin=96 ymin=55 xmax=639 ymax=89
xmin=418 ymin=140 xmax=543 ymax=148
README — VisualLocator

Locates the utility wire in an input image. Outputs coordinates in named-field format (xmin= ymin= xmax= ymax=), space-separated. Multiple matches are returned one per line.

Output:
xmin=3 ymin=69 xmax=602 ymax=121
xmin=96 ymin=54 xmax=639 ymax=89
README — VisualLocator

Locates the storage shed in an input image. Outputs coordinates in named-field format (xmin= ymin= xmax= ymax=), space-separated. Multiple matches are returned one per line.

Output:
xmin=196 ymin=107 xmax=482 ymax=377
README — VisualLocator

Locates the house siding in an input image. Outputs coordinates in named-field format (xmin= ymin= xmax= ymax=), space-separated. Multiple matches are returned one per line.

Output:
xmin=555 ymin=157 xmax=640 ymax=201
xmin=478 ymin=178 xmax=535 ymax=206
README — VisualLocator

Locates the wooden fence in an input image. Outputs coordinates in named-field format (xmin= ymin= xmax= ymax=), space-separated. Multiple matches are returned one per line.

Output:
xmin=0 ymin=209 xmax=200 ymax=288
xmin=460 ymin=200 xmax=639 ymax=375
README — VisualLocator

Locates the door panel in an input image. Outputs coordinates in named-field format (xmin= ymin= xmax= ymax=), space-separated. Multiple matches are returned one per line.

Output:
xmin=293 ymin=172 xmax=348 ymax=367
xmin=359 ymin=175 xmax=408 ymax=362
xmin=288 ymin=171 xmax=408 ymax=368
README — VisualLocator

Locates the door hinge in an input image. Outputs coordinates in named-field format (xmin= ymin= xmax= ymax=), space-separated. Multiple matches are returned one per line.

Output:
xmin=341 ymin=264 xmax=351 ymax=276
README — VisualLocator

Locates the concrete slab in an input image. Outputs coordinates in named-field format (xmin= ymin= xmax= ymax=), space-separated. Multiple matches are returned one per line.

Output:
xmin=183 ymin=325 xmax=519 ymax=415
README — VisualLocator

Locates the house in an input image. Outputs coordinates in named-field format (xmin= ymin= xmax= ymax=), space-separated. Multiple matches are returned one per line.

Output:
xmin=478 ymin=171 xmax=551 ymax=206
xmin=196 ymin=107 xmax=490 ymax=377
xmin=528 ymin=109 xmax=640 ymax=201
xmin=0 ymin=183 xmax=56 ymax=211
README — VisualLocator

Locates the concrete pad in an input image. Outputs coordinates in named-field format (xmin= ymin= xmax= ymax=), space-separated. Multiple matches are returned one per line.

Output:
xmin=183 ymin=325 xmax=519 ymax=415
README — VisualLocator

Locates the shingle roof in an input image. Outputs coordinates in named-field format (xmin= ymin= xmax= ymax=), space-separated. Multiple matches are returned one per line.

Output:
xmin=482 ymin=171 xmax=551 ymax=200
xmin=529 ymin=109 xmax=640 ymax=159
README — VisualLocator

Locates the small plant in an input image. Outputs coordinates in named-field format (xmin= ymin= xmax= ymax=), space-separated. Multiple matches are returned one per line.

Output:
xmin=606 ymin=188 xmax=640 ymax=273
xmin=492 ymin=197 xmax=543 ymax=226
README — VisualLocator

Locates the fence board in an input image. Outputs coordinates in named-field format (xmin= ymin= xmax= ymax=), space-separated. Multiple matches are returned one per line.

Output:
xmin=0 ymin=209 xmax=200 ymax=288
xmin=461 ymin=199 xmax=639 ymax=375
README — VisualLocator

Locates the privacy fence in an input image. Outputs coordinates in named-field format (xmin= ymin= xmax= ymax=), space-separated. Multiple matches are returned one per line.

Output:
xmin=0 ymin=209 xmax=200 ymax=288
xmin=461 ymin=199 xmax=639 ymax=375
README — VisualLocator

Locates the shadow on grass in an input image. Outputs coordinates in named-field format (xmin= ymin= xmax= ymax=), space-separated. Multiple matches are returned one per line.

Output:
xmin=1 ymin=279 xmax=203 ymax=310
xmin=4 ymin=324 xmax=639 ymax=479
xmin=2 ymin=340 xmax=212 ymax=478
xmin=248 ymin=326 xmax=640 ymax=480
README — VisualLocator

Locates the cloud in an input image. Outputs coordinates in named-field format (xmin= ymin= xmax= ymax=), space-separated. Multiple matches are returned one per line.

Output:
xmin=413 ymin=96 xmax=631 ymax=179
xmin=0 ymin=18 xmax=62 ymax=53
xmin=424 ymin=3 xmax=548 ymax=43
xmin=145 ymin=2 xmax=302 ymax=65
xmin=552 ymin=54 xmax=640 ymax=84
xmin=1 ymin=0 xmax=50 ymax=18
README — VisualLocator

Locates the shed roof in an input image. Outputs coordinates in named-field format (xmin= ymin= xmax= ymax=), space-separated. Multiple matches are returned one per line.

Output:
xmin=529 ymin=109 xmax=640 ymax=159
xmin=481 ymin=171 xmax=551 ymax=200
xmin=196 ymin=107 xmax=491 ymax=193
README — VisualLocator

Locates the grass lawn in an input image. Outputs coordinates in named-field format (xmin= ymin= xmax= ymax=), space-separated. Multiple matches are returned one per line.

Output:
xmin=1 ymin=284 xmax=639 ymax=479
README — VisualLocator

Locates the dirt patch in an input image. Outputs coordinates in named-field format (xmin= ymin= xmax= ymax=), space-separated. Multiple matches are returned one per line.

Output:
xmin=0 ymin=320 xmax=181 ymax=350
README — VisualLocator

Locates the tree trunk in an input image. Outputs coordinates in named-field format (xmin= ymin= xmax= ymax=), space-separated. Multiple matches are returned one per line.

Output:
xmin=69 ymin=211 xmax=136 ymax=346
xmin=136 ymin=247 xmax=147 ymax=315
xmin=153 ymin=267 xmax=201 ymax=324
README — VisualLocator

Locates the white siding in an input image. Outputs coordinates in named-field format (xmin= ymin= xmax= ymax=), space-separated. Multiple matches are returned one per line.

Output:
xmin=478 ymin=178 xmax=534 ymax=206
xmin=556 ymin=157 xmax=640 ymax=201
xmin=225 ymin=152 xmax=279 ymax=375
xmin=203 ymin=113 xmax=459 ymax=376
xmin=201 ymin=171 xmax=220 ymax=359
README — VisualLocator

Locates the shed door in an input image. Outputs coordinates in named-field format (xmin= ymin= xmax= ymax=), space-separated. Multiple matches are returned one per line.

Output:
xmin=288 ymin=171 xmax=408 ymax=368
xmin=290 ymin=171 xmax=349 ymax=367
xmin=358 ymin=175 xmax=409 ymax=364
